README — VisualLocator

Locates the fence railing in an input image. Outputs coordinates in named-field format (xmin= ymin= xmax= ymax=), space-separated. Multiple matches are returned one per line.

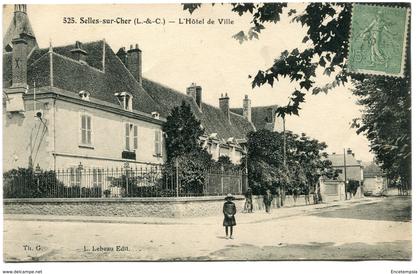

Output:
xmin=3 ymin=165 xmax=247 ymax=199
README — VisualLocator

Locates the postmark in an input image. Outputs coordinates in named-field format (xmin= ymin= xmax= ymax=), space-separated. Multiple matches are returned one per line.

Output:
xmin=347 ymin=4 xmax=410 ymax=77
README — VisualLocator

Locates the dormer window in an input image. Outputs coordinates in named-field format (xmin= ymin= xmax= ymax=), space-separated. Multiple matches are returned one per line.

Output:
xmin=115 ymin=92 xmax=133 ymax=111
xmin=151 ymin=111 xmax=160 ymax=119
xmin=79 ymin=90 xmax=90 ymax=101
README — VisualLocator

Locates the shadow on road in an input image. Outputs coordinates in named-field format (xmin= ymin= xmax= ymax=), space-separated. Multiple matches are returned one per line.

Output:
xmin=312 ymin=196 xmax=411 ymax=222
xmin=182 ymin=240 xmax=411 ymax=261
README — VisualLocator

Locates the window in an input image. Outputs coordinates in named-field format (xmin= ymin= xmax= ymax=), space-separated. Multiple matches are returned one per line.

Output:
xmin=154 ymin=130 xmax=162 ymax=156
xmin=80 ymin=114 xmax=92 ymax=146
xmin=115 ymin=92 xmax=132 ymax=111
xmin=124 ymin=123 xmax=138 ymax=151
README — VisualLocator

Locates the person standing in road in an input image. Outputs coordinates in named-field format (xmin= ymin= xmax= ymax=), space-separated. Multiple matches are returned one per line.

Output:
xmin=263 ymin=189 xmax=273 ymax=213
xmin=223 ymin=193 xmax=237 ymax=239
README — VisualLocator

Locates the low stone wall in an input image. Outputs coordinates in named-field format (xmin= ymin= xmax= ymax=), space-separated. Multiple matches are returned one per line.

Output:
xmin=3 ymin=196 xmax=245 ymax=218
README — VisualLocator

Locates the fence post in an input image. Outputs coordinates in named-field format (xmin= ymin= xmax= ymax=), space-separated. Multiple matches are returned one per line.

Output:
xmin=124 ymin=162 xmax=129 ymax=197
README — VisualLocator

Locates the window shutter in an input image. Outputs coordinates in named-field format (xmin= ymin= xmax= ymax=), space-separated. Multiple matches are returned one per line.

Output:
xmin=133 ymin=125 xmax=138 ymax=150
xmin=154 ymin=130 xmax=159 ymax=155
xmin=81 ymin=115 xmax=86 ymax=144
xmin=158 ymin=131 xmax=162 ymax=155
xmin=86 ymin=116 xmax=92 ymax=145
xmin=125 ymin=123 xmax=130 ymax=151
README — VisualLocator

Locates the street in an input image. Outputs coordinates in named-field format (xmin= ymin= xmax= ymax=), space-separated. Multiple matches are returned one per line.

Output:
xmin=3 ymin=196 xmax=411 ymax=261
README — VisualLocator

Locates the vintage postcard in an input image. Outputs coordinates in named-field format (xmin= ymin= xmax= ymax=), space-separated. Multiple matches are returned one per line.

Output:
xmin=1 ymin=2 xmax=413 ymax=269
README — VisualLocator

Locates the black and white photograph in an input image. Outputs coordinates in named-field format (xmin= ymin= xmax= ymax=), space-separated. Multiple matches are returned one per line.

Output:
xmin=1 ymin=1 xmax=417 ymax=273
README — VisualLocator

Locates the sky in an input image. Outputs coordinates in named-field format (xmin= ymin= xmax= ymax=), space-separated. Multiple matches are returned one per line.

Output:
xmin=2 ymin=4 xmax=374 ymax=162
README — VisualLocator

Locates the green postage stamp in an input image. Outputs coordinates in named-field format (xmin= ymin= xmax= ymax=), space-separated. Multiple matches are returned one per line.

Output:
xmin=348 ymin=4 xmax=410 ymax=77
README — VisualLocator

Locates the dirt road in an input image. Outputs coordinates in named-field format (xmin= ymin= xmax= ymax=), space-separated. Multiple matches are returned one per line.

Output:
xmin=3 ymin=196 xmax=411 ymax=261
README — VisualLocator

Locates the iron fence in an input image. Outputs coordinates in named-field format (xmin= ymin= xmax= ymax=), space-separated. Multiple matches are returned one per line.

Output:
xmin=3 ymin=165 xmax=246 ymax=198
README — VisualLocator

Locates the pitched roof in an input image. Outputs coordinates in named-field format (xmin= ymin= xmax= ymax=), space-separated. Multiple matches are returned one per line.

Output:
xmin=4 ymin=40 xmax=254 ymax=140
xmin=363 ymin=162 xmax=385 ymax=177
xmin=231 ymin=105 xmax=278 ymax=131
xmin=142 ymin=78 xmax=255 ymax=140
xmin=3 ymin=40 xmax=162 ymax=115
xmin=328 ymin=153 xmax=362 ymax=167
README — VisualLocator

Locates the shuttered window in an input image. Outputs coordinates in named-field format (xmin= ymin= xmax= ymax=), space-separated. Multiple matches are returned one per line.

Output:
xmin=125 ymin=123 xmax=139 ymax=151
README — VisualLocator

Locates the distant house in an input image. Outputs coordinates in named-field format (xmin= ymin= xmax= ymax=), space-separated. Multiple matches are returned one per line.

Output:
xmin=363 ymin=162 xmax=387 ymax=196
xmin=2 ymin=4 xmax=255 ymax=174
xmin=327 ymin=149 xmax=364 ymax=182
xmin=320 ymin=149 xmax=364 ymax=201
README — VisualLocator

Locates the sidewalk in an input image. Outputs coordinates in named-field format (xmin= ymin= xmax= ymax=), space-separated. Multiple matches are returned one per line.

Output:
xmin=4 ymin=197 xmax=381 ymax=225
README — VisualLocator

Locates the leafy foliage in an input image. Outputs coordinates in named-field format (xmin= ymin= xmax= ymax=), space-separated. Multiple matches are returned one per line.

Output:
xmin=163 ymin=150 xmax=215 ymax=194
xmin=162 ymin=100 xmax=205 ymax=162
xmin=352 ymin=75 xmax=411 ymax=186
xmin=183 ymin=2 xmax=411 ymax=186
xmin=346 ymin=179 xmax=360 ymax=196
xmin=246 ymin=130 xmax=337 ymax=195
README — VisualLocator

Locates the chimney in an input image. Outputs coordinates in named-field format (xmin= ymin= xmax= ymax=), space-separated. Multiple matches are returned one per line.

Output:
xmin=347 ymin=148 xmax=353 ymax=156
xmin=70 ymin=41 xmax=87 ymax=63
xmin=243 ymin=94 xmax=251 ymax=122
xmin=4 ymin=5 xmax=38 ymax=53
xmin=219 ymin=93 xmax=230 ymax=123
xmin=14 ymin=4 xmax=27 ymax=13
xmin=116 ymin=47 xmax=127 ymax=66
xmin=186 ymin=83 xmax=202 ymax=109
xmin=127 ymin=44 xmax=142 ymax=86
xmin=11 ymin=36 xmax=28 ymax=88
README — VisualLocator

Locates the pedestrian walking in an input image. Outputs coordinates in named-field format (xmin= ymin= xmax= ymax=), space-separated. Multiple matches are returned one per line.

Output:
xmin=263 ymin=189 xmax=273 ymax=213
xmin=292 ymin=187 xmax=299 ymax=206
xmin=244 ymin=188 xmax=253 ymax=213
xmin=304 ymin=184 xmax=310 ymax=205
xmin=223 ymin=193 xmax=236 ymax=239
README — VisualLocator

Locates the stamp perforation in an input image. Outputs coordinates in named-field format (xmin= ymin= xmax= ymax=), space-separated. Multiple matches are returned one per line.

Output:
xmin=346 ymin=3 xmax=411 ymax=78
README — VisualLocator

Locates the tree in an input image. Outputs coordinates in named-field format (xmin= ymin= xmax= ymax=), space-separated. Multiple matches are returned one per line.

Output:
xmin=246 ymin=129 xmax=336 ymax=195
xmin=162 ymin=100 xmax=204 ymax=162
xmin=184 ymin=3 xmax=411 ymax=186
xmin=352 ymin=76 xmax=411 ymax=188
xmin=162 ymin=100 xmax=213 ymax=194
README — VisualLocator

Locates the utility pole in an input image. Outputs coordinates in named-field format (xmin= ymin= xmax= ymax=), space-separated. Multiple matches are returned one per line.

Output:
xmin=281 ymin=115 xmax=287 ymax=207
xmin=343 ymin=148 xmax=347 ymax=200
xmin=283 ymin=116 xmax=286 ymax=168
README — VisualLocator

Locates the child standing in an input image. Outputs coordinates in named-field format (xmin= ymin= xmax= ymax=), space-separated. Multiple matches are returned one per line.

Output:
xmin=223 ymin=193 xmax=236 ymax=239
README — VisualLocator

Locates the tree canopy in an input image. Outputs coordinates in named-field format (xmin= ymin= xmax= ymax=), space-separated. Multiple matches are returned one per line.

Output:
xmin=162 ymin=100 xmax=204 ymax=162
xmin=184 ymin=3 xmax=411 ymax=185
xmin=246 ymin=129 xmax=337 ymax=194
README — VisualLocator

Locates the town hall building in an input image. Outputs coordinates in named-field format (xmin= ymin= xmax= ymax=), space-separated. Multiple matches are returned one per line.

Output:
xmin=3 ymin=4 xmax=259 ymax=176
